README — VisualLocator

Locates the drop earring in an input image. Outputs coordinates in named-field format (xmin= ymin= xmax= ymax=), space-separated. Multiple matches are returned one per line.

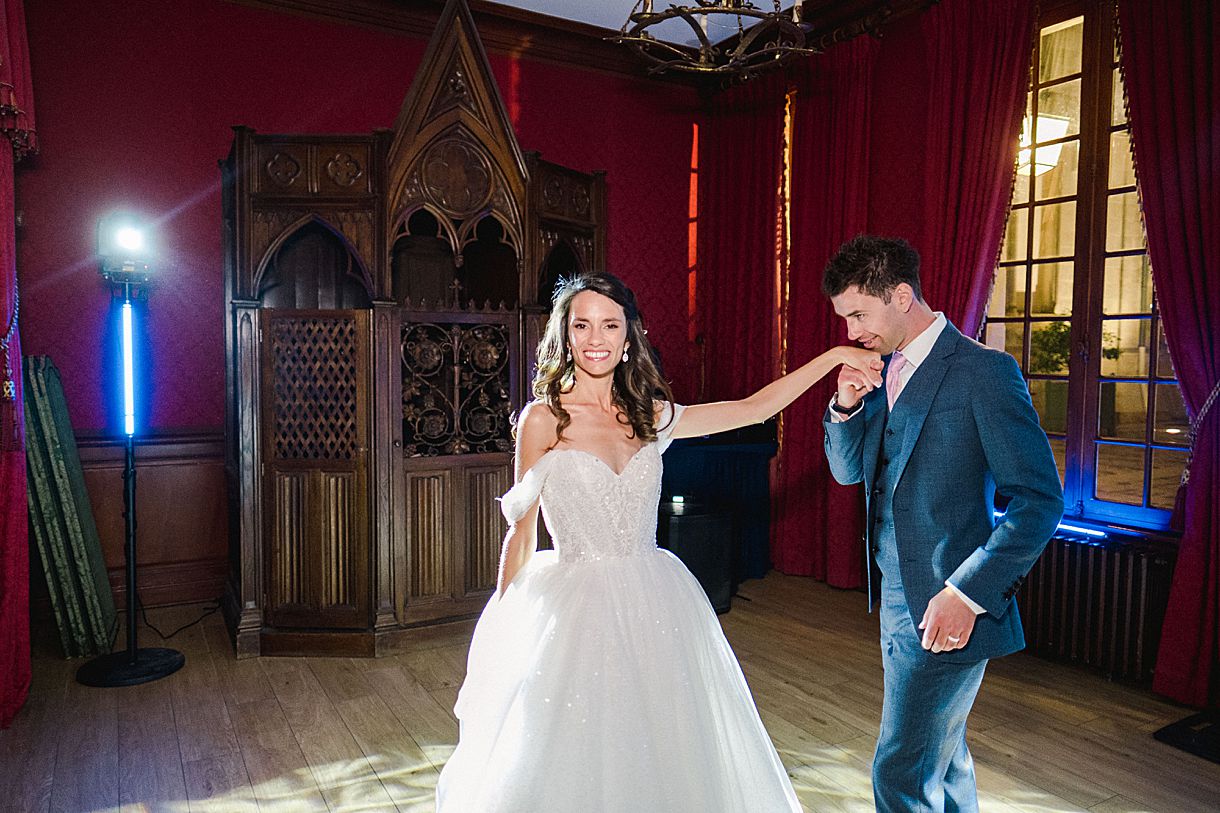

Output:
xmin=622 ymin=348 xmax=629 ymax=363
xmin=566 ymin=348 xmax=573 ymax=364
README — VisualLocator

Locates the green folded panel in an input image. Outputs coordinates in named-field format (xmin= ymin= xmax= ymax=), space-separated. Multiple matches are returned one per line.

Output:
xmin=24 ymin=357 xmax=116 ymax=658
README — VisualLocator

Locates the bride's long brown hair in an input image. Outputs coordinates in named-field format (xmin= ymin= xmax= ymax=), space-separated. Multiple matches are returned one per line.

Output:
xmin=532 ymin=273 xmax=675 ymax=447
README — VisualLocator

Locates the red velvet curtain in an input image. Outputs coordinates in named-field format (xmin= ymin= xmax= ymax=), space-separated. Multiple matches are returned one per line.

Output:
xmin=918 ymin=0 xmax=1034 ymax=336
xmin=769 ymin=0 xmax=1031 ymax=580
xmin=1118 ymin=0 xmax=1220 ymax=708
xmin=1 ymin=0 xmax=36 ymax=729
xmin=698 ymin=72 xmax=787 ymax=402
xmin=770 ymin=38 xmax=878 ymax=584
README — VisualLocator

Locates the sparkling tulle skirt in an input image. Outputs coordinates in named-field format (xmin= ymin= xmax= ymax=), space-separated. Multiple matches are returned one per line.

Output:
xmin=434 ymin=547 xmax=801 ymax=812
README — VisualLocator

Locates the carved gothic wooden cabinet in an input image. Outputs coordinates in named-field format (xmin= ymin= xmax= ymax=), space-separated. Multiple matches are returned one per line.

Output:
xmin=222 ymin=0 xmax=605 ymax=656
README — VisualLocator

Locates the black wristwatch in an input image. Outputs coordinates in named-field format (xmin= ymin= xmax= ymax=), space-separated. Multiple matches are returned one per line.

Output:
xmin=830 ymin=394 xmax=863 ymax=417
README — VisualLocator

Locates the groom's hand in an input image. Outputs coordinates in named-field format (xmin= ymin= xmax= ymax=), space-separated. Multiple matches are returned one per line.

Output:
xmin=919 ymin=587 xmax=977 ymax=653
xmin=836 ymin=365 xmax=878 ymax=410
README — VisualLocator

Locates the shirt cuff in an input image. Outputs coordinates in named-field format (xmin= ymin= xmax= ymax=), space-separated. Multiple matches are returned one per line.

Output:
xmin=946 ymin=580 xmax=986 ymax=615
xmin=828 ymin=396 xmax=862 ymax=423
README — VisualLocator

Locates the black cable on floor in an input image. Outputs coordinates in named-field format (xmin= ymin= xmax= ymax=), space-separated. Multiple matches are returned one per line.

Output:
xmin=136 ymin=593 xmax=222 ymax=640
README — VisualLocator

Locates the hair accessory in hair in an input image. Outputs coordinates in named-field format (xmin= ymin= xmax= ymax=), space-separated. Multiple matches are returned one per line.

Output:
xmin=552 ymin=274 xmax=580 ymax=306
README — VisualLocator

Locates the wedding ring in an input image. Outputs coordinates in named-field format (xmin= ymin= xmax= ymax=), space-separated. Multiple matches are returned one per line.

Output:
xmin=946 ymin=636 xmax=961 ymax=644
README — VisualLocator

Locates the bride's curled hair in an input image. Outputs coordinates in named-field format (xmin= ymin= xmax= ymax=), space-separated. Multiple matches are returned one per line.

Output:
xmin=532 ymin=273 xmax=675 ymax=446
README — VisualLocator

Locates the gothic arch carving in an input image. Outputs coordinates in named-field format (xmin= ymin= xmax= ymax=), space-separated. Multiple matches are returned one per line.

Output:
xmin=537 ymin=236 xmax=587 ymax=308
xmin=389 ymin=126 xmax=523 ymax=252
xmin=251 ymin=212 xmax=374 ymax=298
xmin=391 ymin=202 xmax=462 ymax=257
xmin=456 ymin=210 xmax=518 ymax=253
xmin=386 ymin=0 xmax=528 ymax=272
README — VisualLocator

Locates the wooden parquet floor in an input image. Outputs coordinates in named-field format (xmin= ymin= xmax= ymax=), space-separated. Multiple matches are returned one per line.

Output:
xmin=3 ymin=572 xmax=1218 ymax=812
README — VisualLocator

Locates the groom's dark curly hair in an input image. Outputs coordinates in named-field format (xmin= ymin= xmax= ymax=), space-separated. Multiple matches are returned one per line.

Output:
xmin=822 ymin=235 xmax=923 ymax=303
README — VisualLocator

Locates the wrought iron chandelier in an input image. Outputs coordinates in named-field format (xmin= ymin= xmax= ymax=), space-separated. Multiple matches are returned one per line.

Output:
xmin=613 ymin=1 xmax=816 ymax=78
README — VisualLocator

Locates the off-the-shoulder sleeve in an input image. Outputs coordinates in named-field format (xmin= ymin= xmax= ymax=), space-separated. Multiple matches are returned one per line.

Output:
xmin=655 ymin=402 xmax=687 ymax=455
xmin=496 ymin=452 xmax=555 ymax=525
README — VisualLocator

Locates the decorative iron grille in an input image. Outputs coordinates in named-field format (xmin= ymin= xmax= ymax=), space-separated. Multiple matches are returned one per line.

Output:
xmin=401 ymin=321 xmax=513 ymax=456
xmin=271 ymin=317 xmax=359 ymax=460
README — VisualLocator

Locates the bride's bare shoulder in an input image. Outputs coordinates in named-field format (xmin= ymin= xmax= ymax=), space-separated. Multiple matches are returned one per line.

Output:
xmin=652 ymin=398 xmax=677 ymax=422
xmin=517 ymin=401 xmax=559 ymax=443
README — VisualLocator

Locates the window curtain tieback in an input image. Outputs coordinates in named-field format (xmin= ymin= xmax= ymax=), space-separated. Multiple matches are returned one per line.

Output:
xmin=0 ymin=270 xmax=17 ymax=451
xmin=1181 ymin=378 xmax=1220 ymax=488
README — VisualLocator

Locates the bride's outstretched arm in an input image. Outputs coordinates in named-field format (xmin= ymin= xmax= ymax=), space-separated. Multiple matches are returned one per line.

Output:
xmin=671 ymin=346 xmax=882 ymax=439
xmin=496 ymin=403 xmax=553 ymax=596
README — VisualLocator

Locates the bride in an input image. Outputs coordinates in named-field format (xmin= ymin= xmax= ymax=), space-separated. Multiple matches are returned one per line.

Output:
xmin=435 ymin=273 xmax=882 ymax=812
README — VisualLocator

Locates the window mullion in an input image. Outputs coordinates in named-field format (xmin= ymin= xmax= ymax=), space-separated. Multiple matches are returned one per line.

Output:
xmin=1077 ymin=1 xmax=1121 ymax=518
xmin=1061 ymin=1 xmax=1102 ymax=517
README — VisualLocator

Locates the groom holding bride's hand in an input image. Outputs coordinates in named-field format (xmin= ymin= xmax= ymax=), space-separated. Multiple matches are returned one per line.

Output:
xmin=821 ymin=235 xmax=1064 ymax=813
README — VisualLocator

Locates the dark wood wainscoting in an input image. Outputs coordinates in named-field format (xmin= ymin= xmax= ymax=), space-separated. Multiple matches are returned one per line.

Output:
xmin=68 ymin=431 xmax=228 ymax=611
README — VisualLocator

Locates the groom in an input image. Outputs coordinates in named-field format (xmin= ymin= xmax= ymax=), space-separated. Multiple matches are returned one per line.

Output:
xmin=821 ymin=235 xmax=1063 ymax=812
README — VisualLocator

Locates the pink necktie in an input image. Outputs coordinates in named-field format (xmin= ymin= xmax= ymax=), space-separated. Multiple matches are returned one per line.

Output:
xmin=886 ymin=350 xmax=908 ymax=410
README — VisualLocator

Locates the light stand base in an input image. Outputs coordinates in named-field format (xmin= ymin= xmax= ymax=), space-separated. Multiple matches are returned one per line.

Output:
xmin=76 ymin=647 xmax=185 ymax=687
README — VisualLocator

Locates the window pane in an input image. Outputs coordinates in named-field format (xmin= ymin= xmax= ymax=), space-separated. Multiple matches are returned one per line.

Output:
xmin=1030 ymin=320 xmax=1072 ymax=374
xmin=1099 ymin=381 xmax=1147 ymax=441
xmin=1036 ymin=139 xmax=1079 ymax=199
xmin=1030 ymin=379 xmax=1069 ymax=434
xmin=1109 ymin=129 xmax=1135 ymax=189
xmin=1100 ymin=317 xmax=1151 ymax=378
xmin=1019 ymin=120 xmax=1076 ymax=197
xmin=1156 ymin=325 xmax=1176 ymax=378
xmin=1032 ymin=201 xmax=1076 ymax=259
xmin=1039 ymin=17 xmax=1084 ymax=82
xmin=1150 ymin=449 xmax=1187 ymax=510
xmin=989 ymin=265 xmax=1025 ymax=318
xmin=1013 ymin=164 xmax=1032 ymax=205
xmin=985 ymin=322 xmax=1025 ymax=370
xmin=1049 ymin=437 xmax=1067 ymax=486
xmin=1102 ymin=254 xmax=1152 ymax=314
xmin=1030 ymin=261 xmax=1073 ymax=316
xmin=1112 ymin=67 xmax=1127 ymax=126
xmin=1106 ymin=190 xmax=1145 ymax=252
xmin=1038 ymin=80 xmax=1081 ymax=138
xmin=1096 ymin=444 xmax=1144 ymax=505
xmin=1154 ymin=384 xmax=1189 ymax=445
xmin=1001 ymin=207 xmax=1029 ymax=262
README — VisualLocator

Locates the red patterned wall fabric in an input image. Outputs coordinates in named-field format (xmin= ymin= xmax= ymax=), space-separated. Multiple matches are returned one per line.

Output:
xmin=17 ymin=0 xmax=702 ymax=434
xmin=509 ymin=57 xmax=699 ymax=399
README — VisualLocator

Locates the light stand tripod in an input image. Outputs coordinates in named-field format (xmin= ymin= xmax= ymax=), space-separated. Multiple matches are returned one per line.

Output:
xmin=77 ymin=275 xmax=184 ymax=687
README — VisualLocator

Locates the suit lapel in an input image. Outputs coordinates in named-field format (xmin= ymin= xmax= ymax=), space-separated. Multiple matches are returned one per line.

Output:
xmin=889 ymin=323 xmax=962 ymax=489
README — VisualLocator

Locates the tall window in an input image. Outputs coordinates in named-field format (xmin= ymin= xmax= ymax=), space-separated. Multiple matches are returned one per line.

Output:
xmin=985 ymin=0 xmax=1188 ymax=531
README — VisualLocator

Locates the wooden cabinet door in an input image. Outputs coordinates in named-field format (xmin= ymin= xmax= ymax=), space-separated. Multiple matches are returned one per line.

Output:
xmin=261 ymin=309 xmax=370 ymax=629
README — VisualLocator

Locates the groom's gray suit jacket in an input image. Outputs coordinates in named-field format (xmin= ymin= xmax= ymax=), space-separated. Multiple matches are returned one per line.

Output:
xmin=824 ymin=321 xmax=1064 ymax=664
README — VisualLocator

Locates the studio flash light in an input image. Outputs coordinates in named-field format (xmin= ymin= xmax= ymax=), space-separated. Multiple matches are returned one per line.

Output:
xmin=77 ymin=211 xmax=184 ymax=688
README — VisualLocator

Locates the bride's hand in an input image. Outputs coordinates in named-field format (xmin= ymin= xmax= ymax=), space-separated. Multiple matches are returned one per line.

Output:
xmin=838 ymin=346 xmax=884 ymax=388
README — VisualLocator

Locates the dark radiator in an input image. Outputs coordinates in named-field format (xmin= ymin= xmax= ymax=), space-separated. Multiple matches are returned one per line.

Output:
xmin=1016 ymin=533 xmax=1176 ymax=684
